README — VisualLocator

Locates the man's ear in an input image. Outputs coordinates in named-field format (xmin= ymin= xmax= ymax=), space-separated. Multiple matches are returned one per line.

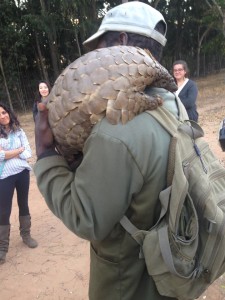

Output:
xmin=119 ymin=32 xmax=129 ymax=45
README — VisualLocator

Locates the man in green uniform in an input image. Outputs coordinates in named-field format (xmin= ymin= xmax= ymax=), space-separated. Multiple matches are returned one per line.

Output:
xmin=34 ymin=2 xmax=188 ymax=299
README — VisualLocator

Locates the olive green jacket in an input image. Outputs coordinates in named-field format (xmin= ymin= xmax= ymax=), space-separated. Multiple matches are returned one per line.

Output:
xmin=34 ymin=89 xmax=188 ymax=300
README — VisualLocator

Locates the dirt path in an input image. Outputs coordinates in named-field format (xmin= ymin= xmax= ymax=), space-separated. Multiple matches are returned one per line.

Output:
xmin=0 ymin=116 xmax=90 ymax=300
xmin=1 ymin=71 xmax=225 ymax=300
xmin=1 ymin=175 xmax=89 ymax=300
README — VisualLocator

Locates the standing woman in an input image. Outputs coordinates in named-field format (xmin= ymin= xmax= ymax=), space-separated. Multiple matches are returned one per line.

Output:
xmin=32 ymin=80 xmax=51 ymax=120
xmin=0 ymin=103 xmax=37 ymax=264
xmin=173 ymin=60 xmax=199 ymax=122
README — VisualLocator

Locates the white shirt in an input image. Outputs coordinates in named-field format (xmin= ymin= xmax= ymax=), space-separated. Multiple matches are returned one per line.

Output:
xmin=0 ymin=128 xmax=32 ymax=179
xmin=175 ymin=78 xmax=189 ymax=96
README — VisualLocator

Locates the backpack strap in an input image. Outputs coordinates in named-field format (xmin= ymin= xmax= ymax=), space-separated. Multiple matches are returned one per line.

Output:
xmin=0 ymin=160 xmax=5 ymax=176
xmin=120 ymin=186 xmax=172 ymax=239
xmin=146 ymin=106 xmax=204 ymax=140
xmin=120 ymin=215 xmax=139 ymax=235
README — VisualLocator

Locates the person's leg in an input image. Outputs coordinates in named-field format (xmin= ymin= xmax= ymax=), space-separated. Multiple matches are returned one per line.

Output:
xmin=16 ymin=170 xmax=38 ymax=248
xmin=0 ymin=176 xmax=15 ymax=225
xmin=0 ymin=176 xmax=15 ymax=264
xmin=16 ymin=169 xmax=30 ymax=217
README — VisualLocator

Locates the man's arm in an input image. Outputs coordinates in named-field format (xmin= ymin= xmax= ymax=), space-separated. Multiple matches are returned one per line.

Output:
xmin=34 ymin=102 xmax=58 ymax=158
xmin=34 ymin=104 xmax=143 ymax=241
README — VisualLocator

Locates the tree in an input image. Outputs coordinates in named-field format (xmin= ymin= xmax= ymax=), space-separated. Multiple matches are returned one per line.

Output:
xmin=0 ymin=0 xmax=224 ymax=112
xmin=0 ymin=0 xmax=28 ymax=110
xmin=0 ymin=52 xmax=13 ymax=110
xmin=205 ymin=0 xmax=225 ymax=37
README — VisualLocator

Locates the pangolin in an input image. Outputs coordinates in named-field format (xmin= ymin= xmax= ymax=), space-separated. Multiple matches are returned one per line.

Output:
xmin=47 ymin=45 xmax=177 ymax=160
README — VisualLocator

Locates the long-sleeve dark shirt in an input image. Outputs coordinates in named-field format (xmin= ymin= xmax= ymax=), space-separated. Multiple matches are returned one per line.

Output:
xmin=177 ymin=79 xmax=198 ymax=122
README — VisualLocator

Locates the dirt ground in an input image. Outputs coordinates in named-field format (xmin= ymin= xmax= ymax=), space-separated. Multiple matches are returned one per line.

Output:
xmin=1 ymin=71 xmax=225 ymax=300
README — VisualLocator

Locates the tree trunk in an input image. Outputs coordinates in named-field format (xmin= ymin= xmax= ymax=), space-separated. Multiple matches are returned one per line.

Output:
xmin=39 ymin=0 xmax=59 ymax=79
xmin=196 ymin=26 xmax=212 ymax=77
xmin=47 ymin=31 xmax=60 ymax=78
xmin=74 ymin=27 xmax=82 ymax=57
xmin=152 ymin=0 xmax=161 ymax=8
xmin=35 ymin=33 xmax=49 ymax=83
xmin=0 ymin=53 xmax=13 ymax=110
xmin=205 ymin=0 xmax=225 ymax=37
xmin=196 ymin=45 xmax=200 ymax=78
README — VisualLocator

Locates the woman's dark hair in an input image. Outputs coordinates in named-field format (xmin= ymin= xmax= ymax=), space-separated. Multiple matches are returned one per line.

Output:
xmin=98 ymin=21 xmax=165 ymax=62
xmin=0 ymin=102 xmax=20 ymax=138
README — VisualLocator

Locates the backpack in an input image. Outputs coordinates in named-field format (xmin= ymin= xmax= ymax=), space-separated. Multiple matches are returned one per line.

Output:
xmin=120 ymin=105 xmax=225 ymax=300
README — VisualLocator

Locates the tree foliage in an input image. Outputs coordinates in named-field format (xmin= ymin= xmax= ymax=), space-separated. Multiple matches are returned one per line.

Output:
xmin=0 ymin=0 xmax=225 ymax=111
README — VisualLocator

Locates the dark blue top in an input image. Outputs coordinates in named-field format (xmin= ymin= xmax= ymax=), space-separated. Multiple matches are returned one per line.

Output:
xmin=178 ymin=79 xmax=198 ymax=122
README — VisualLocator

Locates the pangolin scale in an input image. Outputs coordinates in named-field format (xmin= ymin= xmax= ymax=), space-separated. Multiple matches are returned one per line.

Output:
xmin=47 ymin=45 xmax=177 ymax=160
